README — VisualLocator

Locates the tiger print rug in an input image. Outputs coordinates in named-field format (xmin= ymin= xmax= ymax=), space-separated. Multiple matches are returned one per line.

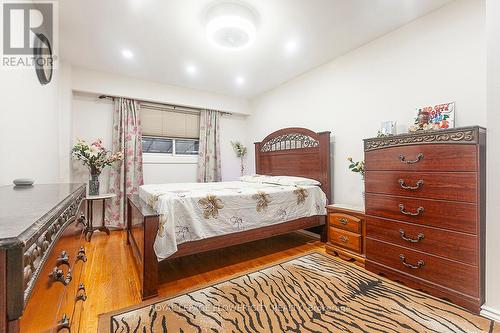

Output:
xmin=99 ymin=252 xmax=499 ymax=333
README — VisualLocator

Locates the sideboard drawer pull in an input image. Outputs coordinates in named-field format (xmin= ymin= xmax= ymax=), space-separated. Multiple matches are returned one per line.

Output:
xmin=399 ymin=254 xmax=425 ymax=269
xmin=398 ymin=179 xmax=424 ymax=190
xmin=399 ymin=204 xmax=424 ymax=216
xmin=76 ymin=246 xmax=87 ymax=263
xmin=399 ymin=229 xmax=425 ymax=243
xmin=75 ymin=283 xmax=87 ymax=303
xmin=399 ymin=153 xmax=424 ymax=164
xmin=49 ymin=267 xmax=72 ymax=286
xmin=338 ymin=217 xmax=349 ymax=225
xmin=56 ymin=251 xmax=70 ymax=267
xmin=339 ymin=235 xmax=349 ymax=243
xmin=57 ymin=314 xmax=70 ymax=332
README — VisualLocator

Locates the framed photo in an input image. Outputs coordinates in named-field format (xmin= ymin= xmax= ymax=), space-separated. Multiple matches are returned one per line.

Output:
xmin=410 ymin=102 xmax=455 ymax=132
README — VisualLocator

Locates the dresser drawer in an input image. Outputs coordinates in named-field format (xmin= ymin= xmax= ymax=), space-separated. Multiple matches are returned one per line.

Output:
xmin=365 ymin=193 xmax=477 ymax=234
xmin=366 ymin=238 xmax=478 ymax=297
xmin=328 ymin=213 xmax=361 ymax=233
xmin=366 ymin=216 xmax=477 ymax=264
xmin=365 ymin=144 xmax=477 ymax=172
xmin=365 ymin=171 xmax=477 ymax=202
xmin=329 ymin=228 xmax=361 ymax=253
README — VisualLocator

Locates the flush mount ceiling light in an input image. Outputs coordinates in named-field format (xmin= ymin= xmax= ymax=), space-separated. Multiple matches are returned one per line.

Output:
xmin=205 ymin=2 xmax=258 ymax=50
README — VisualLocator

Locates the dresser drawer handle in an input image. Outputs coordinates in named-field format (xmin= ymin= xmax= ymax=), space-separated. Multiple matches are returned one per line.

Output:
xmin=399 ymin=254 xmax=425 ymax=269
xmin=56 ymin=251 xmax=70 ymax=267
xmin=75 ymin=283 xmax=87 ymax=303
xmin=399 ymin=229 xmax=425 ymax=243
xmin=399 ymin=204 xmax=424 ymax=216
xmin=337 ymin=217 xmax=349 ymax=225
xmin=57 ymin=314 xmax=70 ymax=332
xmin=399 ymin=153 xmax=424 ymax=164
xmin=398 ymin=179 xmax=424 ymax=190
xmin=338 ymin=235 xmax=349 ymax=243
xmin=49 ymin=267 xmax=72 ymax=286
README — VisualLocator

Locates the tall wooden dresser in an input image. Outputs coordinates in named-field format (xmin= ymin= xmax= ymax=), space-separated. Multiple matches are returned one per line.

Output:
xmin=364 ymin=126 xmax=486 ymax=313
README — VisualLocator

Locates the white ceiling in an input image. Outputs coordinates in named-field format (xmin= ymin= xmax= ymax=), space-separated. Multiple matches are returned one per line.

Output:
xmin=60 ymin=0 xmax=453 ymax=98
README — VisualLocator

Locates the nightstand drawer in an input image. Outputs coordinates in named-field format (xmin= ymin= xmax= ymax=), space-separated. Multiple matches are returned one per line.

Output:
xmin=328 ymin=213 xmax=361 ymax=233
xmin=329 ymin=228 xmax=361 ymax=253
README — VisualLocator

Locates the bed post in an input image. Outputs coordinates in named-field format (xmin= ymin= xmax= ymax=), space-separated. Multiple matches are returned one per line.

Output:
xmin=254 ymin=141 xmax=261 ymax=174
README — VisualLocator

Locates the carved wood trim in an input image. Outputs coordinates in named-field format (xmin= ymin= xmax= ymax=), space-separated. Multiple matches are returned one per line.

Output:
xmin=21 ymin=188 xmax=86 ymax=308
xmin=364 ymin=127 xmax=482 ymax=151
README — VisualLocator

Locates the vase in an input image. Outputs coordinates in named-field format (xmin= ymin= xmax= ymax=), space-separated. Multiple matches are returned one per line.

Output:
xmin=88 ymin=174 xmax=100 ymax=196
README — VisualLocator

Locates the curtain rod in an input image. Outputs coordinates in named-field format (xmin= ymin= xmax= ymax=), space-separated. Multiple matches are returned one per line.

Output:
xmin=98 ymin=95 xmax=232 ymax=116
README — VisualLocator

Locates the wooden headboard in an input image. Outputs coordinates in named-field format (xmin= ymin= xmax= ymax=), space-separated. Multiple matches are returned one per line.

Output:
xmin=254 ymin=127 xmax=331 ymax=202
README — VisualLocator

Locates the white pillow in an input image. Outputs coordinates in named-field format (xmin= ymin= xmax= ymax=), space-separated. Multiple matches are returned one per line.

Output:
xmin=240 ymin=175 xmax=320 ymax=186
xmin=264 ymin=176 xmax=321 ymax=186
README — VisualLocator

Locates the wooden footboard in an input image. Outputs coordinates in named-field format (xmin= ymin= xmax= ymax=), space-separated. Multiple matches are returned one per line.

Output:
xmin=127 ymin=194 xmax=326 ymax=300
xmin=127 ymin=194 xmax=160 ymax=300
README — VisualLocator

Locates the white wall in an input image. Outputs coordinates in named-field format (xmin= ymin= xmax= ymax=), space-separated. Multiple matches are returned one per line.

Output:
xmin=483 ymin=0 xmax=500 ymax=321
xmin=247 ymin=0 xmax=486 ymax=207
xmin=0 ymin=68 xmax=62 ymax=186
xmin=71 ymin=66 xmax=250 ymax=115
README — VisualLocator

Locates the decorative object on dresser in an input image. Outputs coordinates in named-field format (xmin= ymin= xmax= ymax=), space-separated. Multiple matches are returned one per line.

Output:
xmin=72 ymin=138 xmax=123 ymax=195
xmin=83 ymin=193 xmax=116 ymax=241
xmin=326 ymin=205 xmax=365 ymax=267
xmin=364 ymin=126 xmax=486 ymax=313
xmin=0 ymin=183 xmax=87 ymax=332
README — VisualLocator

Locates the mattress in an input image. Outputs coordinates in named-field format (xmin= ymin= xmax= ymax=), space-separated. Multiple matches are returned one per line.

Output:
xmin=139 ymin=181 xmax=327 ymax=260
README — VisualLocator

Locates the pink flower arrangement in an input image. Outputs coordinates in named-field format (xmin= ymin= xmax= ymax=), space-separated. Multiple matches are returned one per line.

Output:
xmin=72 ymin=138 xmax=123 ymax=175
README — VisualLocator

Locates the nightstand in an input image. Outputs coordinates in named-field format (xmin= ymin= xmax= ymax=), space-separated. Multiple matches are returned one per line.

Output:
xmin=326 ymin=204 xmax=365 ymax=267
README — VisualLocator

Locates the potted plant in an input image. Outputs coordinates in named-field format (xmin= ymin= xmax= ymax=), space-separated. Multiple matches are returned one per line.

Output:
xmin=231 ymin=141 xmax=247 ymax=176
xmin=72 ymin=139 xmax=123 ymax=195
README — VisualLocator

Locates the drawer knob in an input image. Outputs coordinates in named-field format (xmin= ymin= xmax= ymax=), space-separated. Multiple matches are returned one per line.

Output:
xmin=399 ymin=204 xmax=424 ymax=216
xmin=57 ymin=314 xmax=70 ymax=332
xmin=49 ymin=267 xmax=72 ymax=286
xmin=399 ymin=254 xmax=425 ymax=269
xmin=338 ymin=217 xmax=349 ymax=225
xmin=399 ymin=229 xmax=425 ymax=243
xmin=339 ymin=235 xmax=349 ymax=243
xmin=398 ymin=179 xmax=424 ymax=190
xmin=76 ymin=246 xmax=87 ymax=263
xmin=75 ymin=283 xmax=87 ymax=303
xmin=399 ymin=153 xmax=424 ymax=164
xmin=56 ymin=251 xmax=70 ymax=267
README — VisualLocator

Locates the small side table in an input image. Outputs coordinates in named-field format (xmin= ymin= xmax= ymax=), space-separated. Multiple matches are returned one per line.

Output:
xmin=326 ymin=204 xmax=366 ymax=267
xmin=84 ymin=193 xmax=116 ymax=242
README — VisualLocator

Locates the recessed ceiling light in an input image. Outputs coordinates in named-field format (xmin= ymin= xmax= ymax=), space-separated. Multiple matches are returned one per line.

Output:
xmin=121 ymin=49 xmax=134 ymax=59
xmin=205 ymin=3 xmax=258 ymax=50
xmin=235 ymin=76 xmax=245 ymax=85
xmin=186 ymin=65 xmax=197 ymax=75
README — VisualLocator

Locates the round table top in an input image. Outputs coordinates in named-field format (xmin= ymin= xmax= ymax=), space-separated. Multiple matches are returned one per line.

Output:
xmin=86 ymin=193 xmax=117 ymax=200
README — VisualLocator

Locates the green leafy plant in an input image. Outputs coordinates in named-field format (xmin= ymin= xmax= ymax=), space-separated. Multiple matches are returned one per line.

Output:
xmin=347 ymin=157 xmax=365 ymax=179
xmin=231 ymin=141 xmax=247 ymax=176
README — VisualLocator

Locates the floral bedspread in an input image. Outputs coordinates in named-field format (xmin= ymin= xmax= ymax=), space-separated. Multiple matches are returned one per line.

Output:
xmin=138 ymin=181 xmax=327 ymax=260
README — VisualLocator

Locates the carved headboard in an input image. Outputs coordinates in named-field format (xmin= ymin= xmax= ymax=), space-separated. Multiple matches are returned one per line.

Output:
xmin=254 ymin=127 xmax=331 ymax=202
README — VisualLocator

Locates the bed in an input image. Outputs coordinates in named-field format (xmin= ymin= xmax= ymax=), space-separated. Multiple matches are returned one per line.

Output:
xmin=126 ymin=127 xmax=331 ymax=300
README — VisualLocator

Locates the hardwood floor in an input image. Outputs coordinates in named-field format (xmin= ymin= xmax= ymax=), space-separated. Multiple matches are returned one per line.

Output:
xmin=75 ymin=230 xmax=325 ymax=332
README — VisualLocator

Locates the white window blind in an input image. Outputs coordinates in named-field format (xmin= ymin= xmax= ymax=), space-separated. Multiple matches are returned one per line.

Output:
xmin=141 ymin=109 xmax=200 ymax=139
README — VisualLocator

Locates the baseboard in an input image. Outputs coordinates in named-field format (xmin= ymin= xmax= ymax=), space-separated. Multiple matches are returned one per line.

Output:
xmin=481 ymin=305 xmax=500 ymax=322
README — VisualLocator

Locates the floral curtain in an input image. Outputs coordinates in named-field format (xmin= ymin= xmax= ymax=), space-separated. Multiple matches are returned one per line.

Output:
xmin=197 ymin=110 xmax=222 ymax=182
xmin=106 ymin=98 xmax=144 ymax=228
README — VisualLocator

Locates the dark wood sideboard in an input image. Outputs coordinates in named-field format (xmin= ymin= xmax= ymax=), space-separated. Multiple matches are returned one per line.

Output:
xmin=0 ymin=184 xmax=87 ymax=332
xmin=364 ymin=126 xmax=486 ymax=313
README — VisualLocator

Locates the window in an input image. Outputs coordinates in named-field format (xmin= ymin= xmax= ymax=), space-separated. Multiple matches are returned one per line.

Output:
xmin=142 ymin=136 xmax=199 ymax=155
